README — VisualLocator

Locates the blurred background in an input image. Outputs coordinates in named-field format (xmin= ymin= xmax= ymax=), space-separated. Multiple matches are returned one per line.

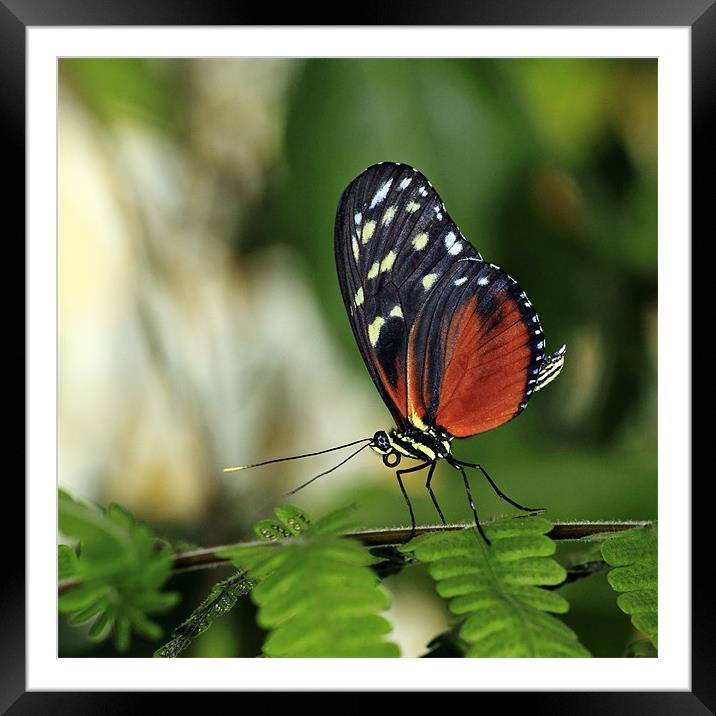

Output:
xmin=58 ymin=58 xmax=657 ymax=658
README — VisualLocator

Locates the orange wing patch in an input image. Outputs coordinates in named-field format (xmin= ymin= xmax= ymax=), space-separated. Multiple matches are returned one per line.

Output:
xmin=435 ymin=292 xmax=534 ymax=437
xmin=372 ymin=348 xmax=408 ymax=423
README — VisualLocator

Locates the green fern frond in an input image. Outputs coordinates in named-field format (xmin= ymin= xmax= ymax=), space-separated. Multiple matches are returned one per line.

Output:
xmin=58 ymin=490 xmax=179 ymax=652
xmin=601 ymin=523 xmax=657 ymax=648
xmin=218 ymin=505 xmax=400 ymax=658
xmin=402 ymin=516 xmax=591 ymax=658
xmin=154 ymin=570 xmax=254 ymax=657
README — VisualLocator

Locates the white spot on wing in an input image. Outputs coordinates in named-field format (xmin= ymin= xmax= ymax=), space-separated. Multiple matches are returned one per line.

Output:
xmin=443 ymin=231 xmax=463 ymax=255
xmin=478 ymin=277 xmax=489 ymax=286
xmin=361 ymin=220 xmax=376 ymax=245
xmin=380 ymin=251 xmax=397 ymax=273
xmin=399 ymin=177 xmax=412 ymax=190
xmin=454 ymin=277 xmax=468 ymax=286
xmin=422 ymin=273 xmax=438 ymax=290
xmin=412 ymin=232 xmax=429 ymax=251
xmin=368 ymin=317 xmax=385 ymax=346
xmin=381 ymin=206 xmax=397 ymax=226
xmin=370 ymin=180 xmax=392 ymax=209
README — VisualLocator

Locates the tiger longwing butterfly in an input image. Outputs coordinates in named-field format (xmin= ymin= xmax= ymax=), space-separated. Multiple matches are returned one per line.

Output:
xmin=334 ymin=162 xmax=566 ymax=544
xmin=225 ymin=162 xmax=566 ymax=546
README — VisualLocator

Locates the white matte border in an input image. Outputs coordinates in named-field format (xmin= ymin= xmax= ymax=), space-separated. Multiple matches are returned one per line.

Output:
xmin=28 ymin=27 xmax=690 ymax=691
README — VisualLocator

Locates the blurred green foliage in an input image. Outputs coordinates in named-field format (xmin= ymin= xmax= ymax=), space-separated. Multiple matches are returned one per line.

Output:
xmin=59 ymin=57 xmax=657 ymax=658
xmin=61 ymin=58 xmax=188 ymax=132
xmin=58 ymin=490 xmax=179 ymax=652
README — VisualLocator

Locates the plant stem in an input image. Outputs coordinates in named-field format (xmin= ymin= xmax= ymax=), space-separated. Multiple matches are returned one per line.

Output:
xmin=58 ymin=520 xmax=650 ymax=595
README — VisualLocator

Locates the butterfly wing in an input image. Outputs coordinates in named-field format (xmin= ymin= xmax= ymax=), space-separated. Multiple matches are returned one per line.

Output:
xmin=405 ymin=258 xmax=557 ymax=437
xmin=334 ymin=162 xmax=563 ymax=437
xmin=335 ymin=162 xmax=479 ymax=428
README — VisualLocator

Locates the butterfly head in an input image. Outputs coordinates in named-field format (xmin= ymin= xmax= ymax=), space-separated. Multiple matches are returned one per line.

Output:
xmin=369 ymin=430 xmax=402 ymax=467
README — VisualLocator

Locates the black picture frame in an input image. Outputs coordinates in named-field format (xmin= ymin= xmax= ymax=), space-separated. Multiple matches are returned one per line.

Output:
xmin=8 ymin=1 xmax=706 ymax=712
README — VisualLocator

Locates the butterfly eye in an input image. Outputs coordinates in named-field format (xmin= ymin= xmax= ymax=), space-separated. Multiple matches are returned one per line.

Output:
xmin=372 ymin=430 xmax=391 ymax=452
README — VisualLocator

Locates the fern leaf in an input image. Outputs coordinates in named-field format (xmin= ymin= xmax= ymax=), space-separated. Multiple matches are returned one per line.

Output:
xmin=154 ymin=570 xmax=254 ymax=657
xmin=218 ymin=505 xmax=400 ymax=658
xmin=601 ymin=523 xmax=657 ymax=648
xmin=58 ymin=490 xmax=179 ymax=653
xmin=402 ymin=516 xmax=591 ymax=658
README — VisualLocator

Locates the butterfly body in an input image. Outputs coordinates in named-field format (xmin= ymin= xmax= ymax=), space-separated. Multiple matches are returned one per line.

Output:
xmin=370 ymin=427 xmax=452 ymax=464
xmin=335 ymin=162 xmax=566 ymax=542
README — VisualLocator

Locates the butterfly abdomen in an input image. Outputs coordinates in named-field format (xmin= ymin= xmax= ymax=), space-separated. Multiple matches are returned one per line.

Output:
xmin=388 ymin=428 xmax=452 ymax=462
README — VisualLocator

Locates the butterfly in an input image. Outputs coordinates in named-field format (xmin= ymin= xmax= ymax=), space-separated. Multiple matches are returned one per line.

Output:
xmin=334 ymin=162 xmax=566 ymax=543
xmin=225 ymin=162 xmax=566 ymax=545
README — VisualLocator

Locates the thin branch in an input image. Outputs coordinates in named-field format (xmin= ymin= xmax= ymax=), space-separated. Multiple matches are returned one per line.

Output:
xmin=58 ymin=520 xmax=651 ymax=595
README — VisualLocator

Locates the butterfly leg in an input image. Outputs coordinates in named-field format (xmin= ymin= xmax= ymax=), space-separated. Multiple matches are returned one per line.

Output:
xmin=424 ymin=462 xmax=446 ymax=525
xmin=453 ymin=459 xmax=543 ymax=513
xmin=447 ymin=458 xmax=491 ymax=545
xmin=396 ymin=461 xmax=431 ymax=537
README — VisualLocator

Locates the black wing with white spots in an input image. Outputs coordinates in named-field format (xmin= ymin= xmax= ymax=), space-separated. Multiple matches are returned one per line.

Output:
xmin=334 ymin=162 xmax=563 ymax=436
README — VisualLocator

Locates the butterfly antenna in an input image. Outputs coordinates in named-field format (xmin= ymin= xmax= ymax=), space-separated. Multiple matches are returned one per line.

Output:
xmin=286 ymin=442 xmax=372 ymax=495
xmin=223 ymin=437 xmax=372 ymax=473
